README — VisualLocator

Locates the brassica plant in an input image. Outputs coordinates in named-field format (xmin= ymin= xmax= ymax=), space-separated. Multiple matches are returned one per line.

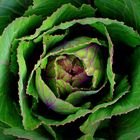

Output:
xmin=0 ymin=0 xmax=140 ymax=140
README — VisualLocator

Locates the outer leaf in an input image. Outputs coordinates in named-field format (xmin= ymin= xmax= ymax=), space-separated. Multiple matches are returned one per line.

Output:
xmin=0 ymin=15 xmax=42 ymax=127
xmin=10 ymin=39 xmax=20 ymax=74
xmin=37 ymin=109 xmax=91 ymax=126
xmin=79 ymin=42 xmax=140 ymax=138
xmin=92 ymin=24 xmax=115 ymax=98
xmin=17 ymin=41 xmax=41 ymax=130
xmin=24 ymin=0 xmax=93 ymax=16
xmin=78 ymin=134 xmax=94 ymax=140
xmin=80 ymin=77 xmax=130 ymax=135
xmin=4 ymin=127 xmax=48 ymax=140
xmin=0 ymin=121 xmax=9 ymax=129
xmin=24 ymin=4 xmax=95 ymax=40
xmin=0 ymin=15 xmax=42 ymax=74
xmin=112 ymin=108 xmax=140 ymax=140
xmin=0 ymin=128 xmax=15 ymax=140
xmin=96 ymin=47 xmax=140 ymax=122
xmin=0 ymin=16 xmax=11 ymax=35
xmin=45 ymin=18 xmax=140 ymax=47
xmin=43 ymin=125 xmax=57 ymax=140
xmin=32 ymin=0 xmax=89 ymax=6
xmin=100 ymin=47 xmax=140 ymax=119
xmin=0 ymin=0 xmax=32 ymax=34
xmin=104 ymin=27 xmax=115 ymax=98
xmin=95 ymin=0 xmax=140 ymax=33
xmin=26 ymin=71 xmax=39 ymax=101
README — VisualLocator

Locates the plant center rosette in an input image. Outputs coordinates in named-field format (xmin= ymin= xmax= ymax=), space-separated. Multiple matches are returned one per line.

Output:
xmin=36 ymin=37 xmax=104 ymax=114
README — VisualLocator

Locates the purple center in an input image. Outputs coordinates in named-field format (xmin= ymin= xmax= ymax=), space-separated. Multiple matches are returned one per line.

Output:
xmin=57 ymin=55 xmax=92 ymax=88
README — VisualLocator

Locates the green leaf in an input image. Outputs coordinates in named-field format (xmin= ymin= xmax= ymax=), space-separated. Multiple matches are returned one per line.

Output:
xmin=43 ymin=125 xmax=57 ymax=140
xmin=80 ymin=76 xmax=130 ymax=135
xmin=0 ymin=121 xmax=9 ymax=129
xmin=101 ymin=46 xmax=140 ymax=118
xmin=90 ymin=46 xmax=140 ymax=124
xmin=95 ymin=0 xmax=140 ymax=33
xmin=78 ymin=134 xmax=93 ymax=140
xmin=45 ymin=17 xmax=140 ymax=47
xmin=66 ymin=90 xmax=100 ymax=106
xmin=82 ymin=47 xmax=140 ymax=138
xmin=0 ymin=128 xmax=15 ymax=140
xmin=112 ymin=108 xmax=140 ymax=140
xmin=42 ymin=33 xmax=67 ymax=57
xmin=0 ymin=15 xmax=42 ymax=128
xmin=0 ymin=15 xmax=42 ymax=65
xmin=37 ymin=109 xmax=91 ymax=126
xmin=0 ymin=0 xmax=32 ymax=34
xmin=0 ymin=79 xmax=22 ymax=127
xmin=0 ymin=16 xmax=11 ymax=35
xmin=104 ymin=27 xmax=115 ymax=98
xmin=25 ymin=0 xmax=93 ymax=16
xmin=91 ymin=24 xmax=115 ymax=97
xmin=4 ymin=127 xmax=48 ymax=140
xmin=35 ymin=67 xmax=80 ymax=115
xmin=50 ymin=36 xmax=97 ymax=53
xmin=26 ymin=71 xmax=39 ymax=101
xmin=24 ymin=4 xmax=95 ymax=40
xmin=32 ymin=0 xmax=89 ymax=6
xmin=17 ymin=41 xmax=41 ymax=130
xmin=10 ymin=39 xmax=20 ymax=74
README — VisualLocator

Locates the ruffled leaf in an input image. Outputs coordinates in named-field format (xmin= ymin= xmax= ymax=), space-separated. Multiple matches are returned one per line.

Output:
xmin=35 ymin=67 xmax=80 ymax=115
xmin=0 ymin=0 xmax=32 ymax=34
xmin=25 ymin=0 xmax=92 ymax=16
xmin=65 ymin=84 xmax=105 ymax=105
xmin=104 ymin=26 xmax=115 ymax=98
xmin=17 ymin=41 xmax=41 ymax=130
xmin=24 ymin=4 xmax=95 ymax=40
xmin=0 ymin=15 xmax=42 ymax=128
xmin=45 ymin=17 xmax=140 ymax=47
xmin=37 ymin=109 xmax=91 ymax=126
xmin=112 ymin=108 xmax=140 ymax=140
xmin=0 ymin=128 xmax=15 ymax=140
xmin=95 ymin=0 xmax=140 ymax=33
xmin=80 ymin=76 xmax=130 ymax=135
xmin=9 ymin=39 xmax=20 ymax=74
xmin=4 ymin=127 xmax=48 ymax=140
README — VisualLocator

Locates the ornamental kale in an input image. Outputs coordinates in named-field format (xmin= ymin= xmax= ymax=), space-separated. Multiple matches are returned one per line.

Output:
xmin=0 ymin=0 xmax=140 ymax=140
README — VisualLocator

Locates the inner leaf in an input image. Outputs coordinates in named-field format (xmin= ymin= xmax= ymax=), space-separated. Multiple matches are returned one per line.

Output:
xmin=45 ymin=54 xmax=93 ymax=98
xmin=56 ymin=54 xmax=93 ymax=89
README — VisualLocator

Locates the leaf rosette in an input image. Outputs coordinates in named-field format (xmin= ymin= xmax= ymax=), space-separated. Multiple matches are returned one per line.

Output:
xmin=0 ymin=1 xmax=140 ymax=140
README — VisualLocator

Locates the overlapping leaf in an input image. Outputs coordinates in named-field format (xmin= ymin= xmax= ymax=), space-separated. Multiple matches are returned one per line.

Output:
xmin=0 ymin=0 xmax=32 ymax=34
xmin=25 ymin=0 xmax=92 ymax=16
xmin=0 ymin=1 xmax=140 ymax=140
xmin=0 ymin=15 xmax=42 ymax=128
xmin=4 ymin=127 xmax=48 ymax=140
xmin=80 ymin=77 xmax=130 ymax=136
xmin=95 ymin=0 xmax=140 ymax=33
xmin=24 ymin=3 xmax=95 ymax=41
xmin=17 ymin=41 xmax=41 ymax=130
